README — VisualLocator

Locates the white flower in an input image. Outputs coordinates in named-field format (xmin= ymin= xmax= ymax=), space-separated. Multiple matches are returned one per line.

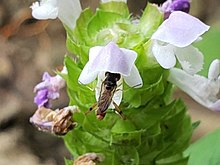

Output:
xmin=151 ymin=11 xmax=210 ymax=75
xmin=78 ymin=41 xmax=143 ymax=107
xmin=101 ymin=0 xmax=127 ymax=3
xmin=168 ymin=59 xmax=220 ymax=111
xmin=30 ymin=0 xmax=82 ymax=29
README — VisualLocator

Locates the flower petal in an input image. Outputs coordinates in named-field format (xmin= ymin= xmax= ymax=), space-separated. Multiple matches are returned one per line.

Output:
xmin=31 ymin=0 xmax=59 ymax=20
xmin=78 ymin=62 xmax=99 ymax=84
xmin=89 ymin=42 xmax=137 ymax=76
xmin=168 ymin=68 xmax=220 ymax=111
xmin=151 ymin=11 xmax=210 ymax=47
xmin=160 ymin=0 xmax=172 ymax=13
xmin=108 ymin=78 xmax=123 ymax=109
xmin=208 ymin=59 xmax=220 ymax=80
xmin=175 ymin=45 xmax=204 ymax=74
xmin=34 ymin=89 xmax=50 ymax=108
xmin=88 ymin=46 xmax=104 ymax=61
xmin=123 ymin=65 xmax=143 ymax=88
xmin=78 ymin=46 xmax=103 ymax=84
xmin=34 ymin=72 xmax=51 ymax=92
xmin=151 ymin=41 xmax=176 ymax=69
xmin=57 ymin=0 xmax=82 ymax=29
xmin=61 ymin=66 xmax=68 ymax=74
xmin=210 ymin=100 xmax=220 ymax=112
xmin=42 ymin=72 xmax=51 ymax=81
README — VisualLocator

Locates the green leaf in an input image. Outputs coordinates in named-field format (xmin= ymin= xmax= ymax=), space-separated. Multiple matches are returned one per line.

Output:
xmin=138 ymin=3 xmax=163 ymax=38
xmin=70 ymin=8 xmax=94 ymax=44
xmin=64 ymin=56 xmax=95 ymax=109
xmin=99 ymin=1 xmax=129 ymax=18
xmin=185 ymin=128 xmax=220 ymax=165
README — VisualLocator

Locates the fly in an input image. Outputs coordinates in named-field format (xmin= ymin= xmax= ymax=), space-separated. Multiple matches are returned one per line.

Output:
xmin=86 ymin=72 xmax=125 ymax=120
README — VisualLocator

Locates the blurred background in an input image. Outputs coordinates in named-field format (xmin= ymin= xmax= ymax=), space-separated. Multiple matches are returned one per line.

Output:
xmin=0 ymin=0 xmax=219 ymax=164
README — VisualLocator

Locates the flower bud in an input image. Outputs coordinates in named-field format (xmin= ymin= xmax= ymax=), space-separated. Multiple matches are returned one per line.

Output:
xmin=161 ymin=0 xmax=190 ymax=19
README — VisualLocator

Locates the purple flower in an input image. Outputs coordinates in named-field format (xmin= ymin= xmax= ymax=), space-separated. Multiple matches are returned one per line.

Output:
xmin=34 ymin=89 xmax=50 ymax=108
xmin=34 ymin=71 xmax=66 ymax=108
xmin=160 ymin=0 xmax=190 ymax=19
xmin=78 ymin=42 xmax=143 ymax=108
xmin=151 ymin=11 xmax=209 ymax=74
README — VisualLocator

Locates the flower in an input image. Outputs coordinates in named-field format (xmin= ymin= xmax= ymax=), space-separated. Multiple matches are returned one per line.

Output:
xmin=168 ymin=59 xmax=220 ymax=111
xmin=30 ymin=0 xmax=82 ymax=29
xmin=160 ymin=0 xmax=190 ymax=19
xmin=34 ymin=67 xmax=67 ymax=108
xmin=30 ymin=106 xmax=79 ymax=135
xmin=78 ymin=42 xmax=143 ymax=107
xmin=151 ymin=11 xmax=210 ymax=75
xmin=34 ymin=89 xmax=50 ymax=108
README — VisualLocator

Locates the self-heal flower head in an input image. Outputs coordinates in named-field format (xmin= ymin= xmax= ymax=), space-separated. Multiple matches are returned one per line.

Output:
xmin=160 ymin=0 xmax=190 ymax=19
xmin=30 ymin=0 xmax=82 ymax=29
xmin=34 ymin=67 xmax=67 ymax=108
xmin=168 ymin=59 xmax=220 ymax=111
xmin=78 ymin=42 xmax=143 ymax=106
xmin=151 ymin=11 xmax=210 ymax=75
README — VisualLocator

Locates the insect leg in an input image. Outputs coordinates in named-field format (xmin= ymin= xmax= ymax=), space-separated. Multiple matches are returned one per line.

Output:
xmin=85 ymin=103 xmax=97 ymax=115
xmin=112 ymin=101 xmax=126 ymax=120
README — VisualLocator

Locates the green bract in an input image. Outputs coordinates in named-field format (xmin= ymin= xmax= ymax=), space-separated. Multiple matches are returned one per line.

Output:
xmin=63 ymin=2 xmax=192 ymax=164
